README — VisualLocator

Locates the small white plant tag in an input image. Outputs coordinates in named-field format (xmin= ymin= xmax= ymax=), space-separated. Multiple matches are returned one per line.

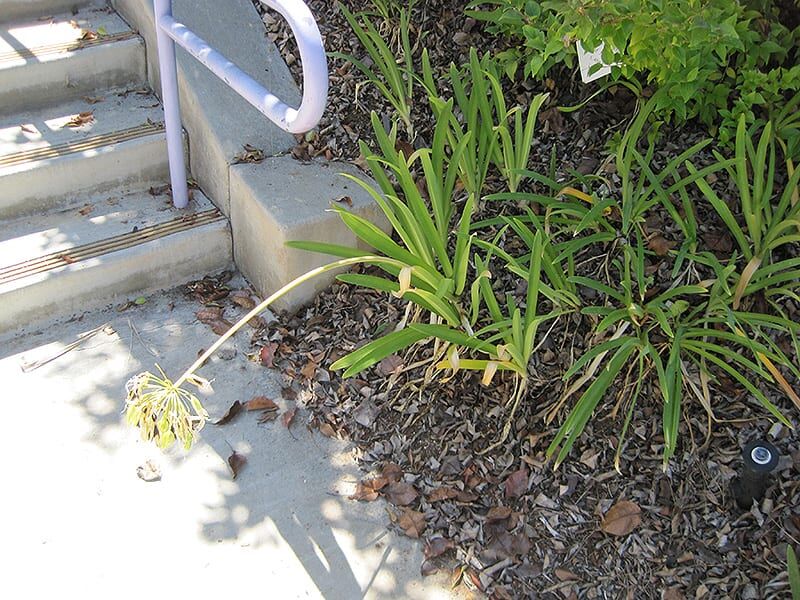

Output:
xmin=576 ymin=40 xmax=617 ymax=83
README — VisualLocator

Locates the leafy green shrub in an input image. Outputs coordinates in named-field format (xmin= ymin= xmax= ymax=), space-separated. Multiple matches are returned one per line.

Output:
xmin=467 ymin=0 xmax=800 ymax=149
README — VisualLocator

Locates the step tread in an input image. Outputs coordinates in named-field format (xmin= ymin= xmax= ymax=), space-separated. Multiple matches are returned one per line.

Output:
xmin=0 ymin=189 xmax=223 ymax=288
xmin=0 ymin=1 xmax=98 ymax=25
xmin=0 ymin=4 xmax=134 ymax=68
xmin=0 ymin=89 xmax=164 ymax=172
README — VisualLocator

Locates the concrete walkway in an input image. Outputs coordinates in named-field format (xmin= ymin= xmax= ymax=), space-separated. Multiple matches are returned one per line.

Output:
xmin=0 ymin=280 xmax=460 ymax=599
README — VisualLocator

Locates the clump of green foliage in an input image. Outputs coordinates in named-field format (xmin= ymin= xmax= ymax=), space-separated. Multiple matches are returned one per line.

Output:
xmin=467 ymin=0 xmax=800 ymax=150
xmin=128 ymin=0 xmax=800 ymax=474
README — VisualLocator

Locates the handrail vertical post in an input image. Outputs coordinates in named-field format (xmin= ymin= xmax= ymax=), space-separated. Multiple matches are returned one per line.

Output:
xmin=153 ymin=0 xmax=189 ymax=209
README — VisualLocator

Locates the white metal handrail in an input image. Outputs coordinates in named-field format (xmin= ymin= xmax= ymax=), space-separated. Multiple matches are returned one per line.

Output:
xmin=153 ymin=0 xmax=329 ymax=208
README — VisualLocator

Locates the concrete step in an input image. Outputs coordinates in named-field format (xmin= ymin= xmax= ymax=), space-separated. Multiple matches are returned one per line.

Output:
xmin=0 ymin=188 xmax=232 ymax=334
xmin=230 ymin=156 xmax=389 ymax=313
xmin=0 ymin=89 xmax=173 ymax=219
xmin=0 ymin=4 xmax=145 ymax=114
xmin=0 ymin=0 xmax=96 ymax=24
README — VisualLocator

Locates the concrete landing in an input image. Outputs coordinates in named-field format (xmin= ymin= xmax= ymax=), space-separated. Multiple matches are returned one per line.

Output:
xmin=0 ymin=279 xmax=460 ymax=599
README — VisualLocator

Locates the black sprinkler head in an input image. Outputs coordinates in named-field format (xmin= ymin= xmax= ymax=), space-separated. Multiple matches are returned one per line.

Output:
xmin=731 ymin=439 xmax=780 ymax=509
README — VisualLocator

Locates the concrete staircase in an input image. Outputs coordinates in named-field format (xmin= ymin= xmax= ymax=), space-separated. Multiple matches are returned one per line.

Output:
xmin=0 ymin=0 xmax=232 ymax=334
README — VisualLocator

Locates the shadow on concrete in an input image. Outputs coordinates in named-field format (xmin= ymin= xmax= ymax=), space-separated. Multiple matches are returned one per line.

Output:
xmin=0 ymin=282 xmax=449 ymax=599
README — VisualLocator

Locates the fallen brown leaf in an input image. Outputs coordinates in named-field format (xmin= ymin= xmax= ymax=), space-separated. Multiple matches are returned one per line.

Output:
xmin=420 ymin=559 xmax=438 ymax=577
xmin=214 ymin=400 xmax=243 ymax=425
xmin=424 ymin=536 xmax=455 ymax=559
xmin=350 ymin=476 xmax=388 ymax=501
xmin=259 ymin=342 xmax=278 ymax=367
xmin=555 ymin=568 xmax=579 ymax=582
xmin=647 ymin=234 xmax=676 ymax=257
xmin=136 ymin=460 xmax=161 ymax=482
xmin=335 ymin=195 xmax=353 ymax=207
xmin=378 ymin=354 xmax=404 ymax=376
xmin=65 ymin=111 xmax=94 ymax=127
xmin=231 ymin=291 xmax=256 ymax=310
xmin=233 ymin=143 xmax=265 ymax=164
xmin=504 ymin=467 xmax=529 ymax=499
xmin=382 ymin=463 xmax=403 ymax=482
xmin=384 ymin=481 xmax=419 ymax=506
xmin=318 ymin=422 xmax=336 ymax=438
xmin=427 ymin=487 xmax=460 ymax=502
xmin=455 ymin=490 xmax=479 ymax=503
xmin=257 ymin=411 xmax=279 ymax=424
xmin=397 ymin=508 xmax=426 ymax=538
xmin=486 ymin=506 xmax=512 ymax=522
xmin=246 ymin=396 xmax=278 ymax=411
xmin=196 ymin=307 xmax=223 ymax=323
xmin=395 ymin=138 xmax=414 ymax=158
xmin=227 ymin=450 xmax=247 ymax=479
xmin=282 ymin=407 xmax=297 ymax=429
xmin=601 ymin=499 xmax=642 ymax=536
xmin=300 ymin=359 xmax=318 ymax=380
xmin=209 ymin=319 xmax=232 ymax=335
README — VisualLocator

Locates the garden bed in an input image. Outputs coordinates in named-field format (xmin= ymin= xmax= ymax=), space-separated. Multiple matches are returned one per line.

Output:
xmin=237 ymin=2 xmax=800 ymax=597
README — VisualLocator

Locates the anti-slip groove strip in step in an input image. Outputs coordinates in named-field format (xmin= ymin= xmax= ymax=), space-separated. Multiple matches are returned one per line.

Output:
xmin=0 ymin=31 xmax=137 ymax=64
xmin=0 ymin=209 xmax=225 ymax=284
xmin=0 ymin=122 xmax=164 ymax=168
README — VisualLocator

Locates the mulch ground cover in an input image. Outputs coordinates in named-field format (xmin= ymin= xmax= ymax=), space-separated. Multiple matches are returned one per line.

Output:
xmin=204 ymin=2 xmax=800 ymax=597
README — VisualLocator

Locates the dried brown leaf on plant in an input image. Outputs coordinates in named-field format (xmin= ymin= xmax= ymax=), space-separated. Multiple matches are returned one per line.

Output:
xmin=396 ymin=508 xmax=426 ymax=538
xmin=504 ymin=467 xmax=529 ymax=499
xmin=227 ymin=450 xmax=247 ymax=479
xmin=600 ymin=499 xmax=642 ymax=536
xmin=215 ymin=400 xmax=243 ymax=425
xmin=65 ymin=111 xmax=94 ymax=127
xmin=384 ymin=481 xmax=419 ymax=506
